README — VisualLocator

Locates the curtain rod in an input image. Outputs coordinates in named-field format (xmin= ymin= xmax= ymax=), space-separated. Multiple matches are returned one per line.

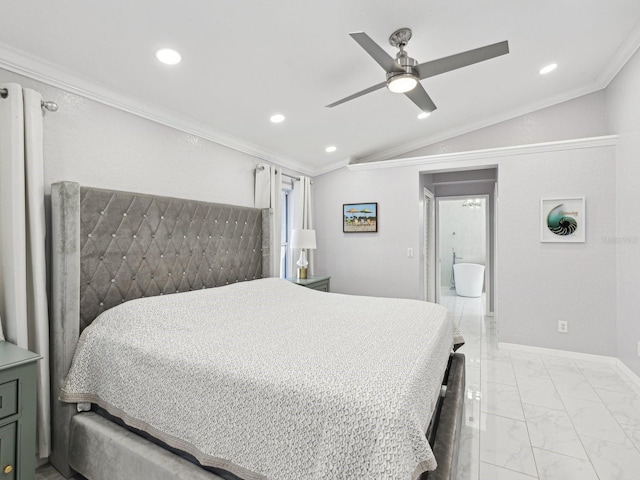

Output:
xmin=0 ymin=87 xmax=59 ymax=112
xmin=256 ymin=164 xmax=300 ymax=182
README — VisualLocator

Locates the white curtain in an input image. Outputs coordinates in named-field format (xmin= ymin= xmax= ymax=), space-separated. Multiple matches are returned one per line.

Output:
xmin=254 ymin=165 xmax=282 ymax=277
xmin=0 ymin=83 xmax=51 ymax=458
xmin=292 ymin=176 xmax=314 ymax=276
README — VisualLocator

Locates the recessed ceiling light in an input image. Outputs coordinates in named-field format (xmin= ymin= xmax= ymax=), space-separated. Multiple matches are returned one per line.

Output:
xmin=539 ymin=63 xmax=557 ymax=75
xmin=270 ymin=114 xmax=285 ymax=123
xmin=325 ymin=146 xmax=337 ymax=153
xmin=417 ymin=112 xmax=431 ymax=120
xmin=155 ymin=48 xmax=182 ymax=65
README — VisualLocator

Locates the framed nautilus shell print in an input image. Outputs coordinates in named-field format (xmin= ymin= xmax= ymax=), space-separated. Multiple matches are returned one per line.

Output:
xmin=540 ymin=197 xmax=585 ymax=242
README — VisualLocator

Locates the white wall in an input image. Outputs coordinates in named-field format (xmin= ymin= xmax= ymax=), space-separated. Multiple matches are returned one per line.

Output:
xmin=0 ymin=67 xmax=273 ymax=206
xmin=607 ymin=47 xmax=640 ymax=375
xmin=313 ymin=167 xmax=422 ymax=299
xmin=497 ymin=146 xmax=616 ymax=355
xmin=314 ymin=92 xmax=617 ymax=356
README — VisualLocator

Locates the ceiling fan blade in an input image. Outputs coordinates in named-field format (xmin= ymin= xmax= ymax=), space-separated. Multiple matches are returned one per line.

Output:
xmin=349 ymin=32 xmax=403 ymax=73
xmin=416 ymin=40 xmax=509 ymax=80
xmin=325 ymin=81 xmax=387 ymax=108
xmin=404 ymin=83 xmax=437 ymax=112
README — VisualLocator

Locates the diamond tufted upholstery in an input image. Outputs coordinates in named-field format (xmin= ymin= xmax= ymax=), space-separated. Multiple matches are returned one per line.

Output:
xmin=79 ymin=187 xmax=267 ymax=330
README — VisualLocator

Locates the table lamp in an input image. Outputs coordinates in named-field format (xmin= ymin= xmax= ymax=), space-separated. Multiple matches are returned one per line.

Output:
xmin=290 ymin=229 xmax=316 ymax=279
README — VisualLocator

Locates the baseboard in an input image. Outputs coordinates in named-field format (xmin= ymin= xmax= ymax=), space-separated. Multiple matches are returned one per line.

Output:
xmin=615 ymin=359 xmax=640 ymax=394
xmin=499 ymin=342 xmax=618 ymax=364
xmin=499 ymin=342 xmax=640 ymax=393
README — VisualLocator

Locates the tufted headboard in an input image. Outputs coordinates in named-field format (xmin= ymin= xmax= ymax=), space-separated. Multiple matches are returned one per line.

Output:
xmin=49 ymin=181 xmax=271 ymax=475
xmin=78 ymin=185 xmax=269 ymax=330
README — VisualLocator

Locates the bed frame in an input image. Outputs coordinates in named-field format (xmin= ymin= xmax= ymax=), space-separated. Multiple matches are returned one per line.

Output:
xmin=49 ymin=181 xmax=464 ymax=480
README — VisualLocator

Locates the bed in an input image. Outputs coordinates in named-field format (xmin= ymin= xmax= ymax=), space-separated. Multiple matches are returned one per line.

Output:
xmin=49 ymin=181 xmax=465 ymax=480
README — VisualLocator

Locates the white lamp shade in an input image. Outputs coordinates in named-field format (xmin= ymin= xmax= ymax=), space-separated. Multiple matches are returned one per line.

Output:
xmin=290 ymin=229 xmax=317 ymax=249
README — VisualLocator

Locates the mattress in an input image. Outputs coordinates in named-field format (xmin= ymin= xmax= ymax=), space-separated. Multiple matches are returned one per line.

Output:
xmin=61 ymin=278 xmax=457 ymax=480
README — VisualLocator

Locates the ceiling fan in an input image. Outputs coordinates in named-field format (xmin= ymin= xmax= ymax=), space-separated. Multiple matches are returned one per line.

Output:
xmin=326 ymin=28 xmax=509 ymax=113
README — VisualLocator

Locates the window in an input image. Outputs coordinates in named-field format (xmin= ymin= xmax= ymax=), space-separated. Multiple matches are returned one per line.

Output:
xmin=280 ymin=188 xmax=292 ymax=278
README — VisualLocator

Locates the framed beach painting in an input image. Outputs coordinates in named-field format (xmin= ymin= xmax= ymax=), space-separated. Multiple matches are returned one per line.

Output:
xmin=343 ymin=202 xmax=378 ymax=233
xmin=540 ymin=197 xmax=585 ymax=242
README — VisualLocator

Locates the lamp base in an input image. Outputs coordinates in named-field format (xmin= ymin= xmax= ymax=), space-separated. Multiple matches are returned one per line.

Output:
xmin=297 ymin=267 xmax=308 ymax=279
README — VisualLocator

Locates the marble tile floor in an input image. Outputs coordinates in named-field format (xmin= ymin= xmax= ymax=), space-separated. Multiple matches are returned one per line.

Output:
xmin=445 ymin=291 xmax=640 ymax=480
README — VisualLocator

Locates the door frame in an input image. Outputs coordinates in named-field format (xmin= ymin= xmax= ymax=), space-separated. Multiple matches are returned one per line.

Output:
xmin=423 ymin=187 xmax=436 ymax=302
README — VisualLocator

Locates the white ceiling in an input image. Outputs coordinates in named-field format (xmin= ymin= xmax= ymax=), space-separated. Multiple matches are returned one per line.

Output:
xmin=1 ymin=1 xmax=640 ymax=176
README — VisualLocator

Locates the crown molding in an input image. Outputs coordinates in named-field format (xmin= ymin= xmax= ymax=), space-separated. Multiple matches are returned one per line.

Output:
xmin=347 ymin=135 xmax=618 ymax=171
xmin=354 ymin=83 xmax=604 ymax=165
xmin=0 ymin=41 xmax=316 ymax=177
xmin=311 ymin=156 xmax=353 ymax=176
xmin=597 ymin=18 xmax=640 ymax=87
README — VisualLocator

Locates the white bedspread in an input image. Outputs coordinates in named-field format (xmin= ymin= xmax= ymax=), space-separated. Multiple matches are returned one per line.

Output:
xmin=61 ymin=278 xmax=456 ymax=480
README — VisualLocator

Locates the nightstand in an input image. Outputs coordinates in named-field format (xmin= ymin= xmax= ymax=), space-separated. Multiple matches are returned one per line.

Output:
xmin=0 ymin=342 xmax=40 ymax=480
xmin=286 ymin=276 xmax=331 ymax=292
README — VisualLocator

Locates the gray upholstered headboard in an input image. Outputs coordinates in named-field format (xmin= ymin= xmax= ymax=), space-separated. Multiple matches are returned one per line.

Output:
xmin=78 ymin=185 xmax=269 ymax=330
xmin=49 ymin=181 xmax=271 ymax=476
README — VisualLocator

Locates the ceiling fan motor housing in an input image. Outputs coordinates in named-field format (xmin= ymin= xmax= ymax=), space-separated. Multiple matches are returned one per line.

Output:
xmin=386 ymin=54 xmax=419 ymax=92
xmin=388 ymin=54 xmax=418 ymax=78
xmin=386 ymin=28 xmax=419 ymax=92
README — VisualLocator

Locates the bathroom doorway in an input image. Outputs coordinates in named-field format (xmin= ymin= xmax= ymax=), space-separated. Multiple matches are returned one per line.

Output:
xmin=436 ymin=195 xmax=490 ymax=310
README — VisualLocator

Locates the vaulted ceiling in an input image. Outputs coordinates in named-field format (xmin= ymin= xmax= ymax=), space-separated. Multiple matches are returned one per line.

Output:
xmin=1 ymin=1 xmax=639 ymax=175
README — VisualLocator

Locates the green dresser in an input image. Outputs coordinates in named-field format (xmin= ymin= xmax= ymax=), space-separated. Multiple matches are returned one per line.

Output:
xmin=0 ymin=342 xmax=40 ymax=480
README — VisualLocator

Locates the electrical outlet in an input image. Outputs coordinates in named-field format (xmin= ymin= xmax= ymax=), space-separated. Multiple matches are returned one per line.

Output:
xmin=407 ymin=248 xmax=414 ymax=258
xmin=558 ymin=321 xmax=568 ymax=333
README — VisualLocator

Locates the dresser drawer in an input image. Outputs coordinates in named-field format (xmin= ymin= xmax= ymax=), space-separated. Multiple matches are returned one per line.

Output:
xmin=0 ymin=382 xmax=18 ymax=420
xmin=0 ymin=422 xmax=16 ymax=480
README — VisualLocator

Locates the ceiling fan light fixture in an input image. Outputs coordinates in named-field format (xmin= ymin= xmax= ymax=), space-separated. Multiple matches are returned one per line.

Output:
xmin=387 ymin=73 xmax=418 ymax=94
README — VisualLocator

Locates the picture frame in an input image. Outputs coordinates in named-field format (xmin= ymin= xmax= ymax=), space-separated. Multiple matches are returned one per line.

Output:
xmin=343 ymin=202 xmax=378 ymax=233
xmin=540 ymin=197 xmax=585 ymax=242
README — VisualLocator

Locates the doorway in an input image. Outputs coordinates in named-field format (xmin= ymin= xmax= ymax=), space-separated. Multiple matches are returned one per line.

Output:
xmin=436 ymin=195 xmax=490 ymax=311
xmin=421 ymin=168 xmax=497 ymax=315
